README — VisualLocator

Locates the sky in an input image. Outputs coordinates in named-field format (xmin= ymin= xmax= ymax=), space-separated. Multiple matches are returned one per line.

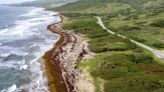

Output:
xmin=0 ymin=0 xmax=35 ymax=4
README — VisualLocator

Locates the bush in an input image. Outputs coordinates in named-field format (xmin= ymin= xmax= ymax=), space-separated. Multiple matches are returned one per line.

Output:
xmin=152 ymin=42 xmax=164 ymax=49
xmin=95 ymin=54 xmax=133 ymax=79
xmin=104 ymin=74 xmax=164 ymax=92
xmin=130 ymin=36 xmax=146 ymax=43
xmin=150 ymin=20 xmax=164 ymax=28
xmin=121 ymin=25 xmax=141 ymax=31
xmin=88 ymin=35 xmax=137 ymax=53
xmin=126 ymin=53 xmax=155 ymax=64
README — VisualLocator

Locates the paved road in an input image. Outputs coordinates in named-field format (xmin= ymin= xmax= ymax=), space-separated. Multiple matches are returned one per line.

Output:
xmin=96 ymin=16 xmax=164 ymax=59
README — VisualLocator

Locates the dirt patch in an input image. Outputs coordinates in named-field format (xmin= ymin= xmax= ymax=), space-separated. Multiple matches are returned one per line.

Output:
xmin=77 ymin=67 xmax=95 ymax=92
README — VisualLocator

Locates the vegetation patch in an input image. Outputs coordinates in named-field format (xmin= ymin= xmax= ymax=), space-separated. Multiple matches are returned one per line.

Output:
xmin=61 ymin=16 xmax=164 ymax=92
xmin=56 ymin=0 xmax=164 ymax=91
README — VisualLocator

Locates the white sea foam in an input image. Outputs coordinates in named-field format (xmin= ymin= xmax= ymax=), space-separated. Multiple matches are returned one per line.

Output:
xmin=0 ymin=59 xmax=25 ymax=69
xmin=22 ymin=64 xmax=28 ymax=70
xmin=0 ymin=53 xmax=10 ymax=57
xmin=0 ymin=6 xmax=60 ymax=92
xmin=13 ymin=35 xmax=59 ymax=92
xmin=0 ymin=28 xmax=9 ymax=34
xmin=0 ymin=9 xmax=55 ymax=37
xmin=1 ymin=84 xmax=17 ymax=92
xmin=21 ymin=8 xmax=44 ymax=17
xmin=13 ymin=50 xmax=53 ymax=92
xmin=0 ymin=46 xmax=28 ymax=58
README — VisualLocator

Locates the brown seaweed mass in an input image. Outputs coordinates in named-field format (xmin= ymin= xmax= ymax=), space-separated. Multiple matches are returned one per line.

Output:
xmin=43 ymin=17 xmax=74 ymax=92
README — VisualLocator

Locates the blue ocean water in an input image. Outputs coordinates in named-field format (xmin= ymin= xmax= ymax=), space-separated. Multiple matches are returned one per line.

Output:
xmin=0 ymin=6 xmax=60 ymax=92
xmin=0 ymin=6 xmax=31 ymax=29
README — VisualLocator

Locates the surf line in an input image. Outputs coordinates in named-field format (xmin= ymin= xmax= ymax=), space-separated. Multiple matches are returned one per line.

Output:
xmin=43 ymin=15 xmax=79 ymax=92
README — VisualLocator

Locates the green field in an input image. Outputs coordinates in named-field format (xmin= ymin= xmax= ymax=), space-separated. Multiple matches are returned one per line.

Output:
xmin=61 ymin=16 xmax=164 ymax=92
xmin=102 ymin=12 xmax=164 ymax=49
xmin=51 ymin=0 xmax=164 ymax=91
xmin=56 ymin=0 xmax=164 ymax=49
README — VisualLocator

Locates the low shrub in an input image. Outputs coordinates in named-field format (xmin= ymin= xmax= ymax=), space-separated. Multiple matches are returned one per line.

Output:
xmin=121 ymin=25 xmax=141 ymax=31
xmin=150 ymin=20 xmax=164 ymax=28
xmin=152 ymin=42 xmax=164 ymax=49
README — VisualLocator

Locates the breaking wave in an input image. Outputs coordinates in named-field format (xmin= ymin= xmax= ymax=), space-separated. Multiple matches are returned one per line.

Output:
xmin=0 ymin=6 xmax=60 ymax=92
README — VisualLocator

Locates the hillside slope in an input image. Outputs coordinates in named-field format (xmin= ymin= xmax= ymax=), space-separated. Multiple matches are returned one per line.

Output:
xmin=14 ymin=0 xmax=77 ymax=7
xmin=56 ymin=0 xmax=164 ymax=13
xmin=56 ymin=0 xmax=164 ymax=49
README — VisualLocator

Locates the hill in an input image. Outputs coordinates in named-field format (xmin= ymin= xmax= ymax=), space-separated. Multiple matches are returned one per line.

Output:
xmin=56 ymin=0 xmax=164 ymax=13
xmin=56 ymin=0 xmax=164 ymax=49
xmin=12 ymin=0 xmax=77 ymax=7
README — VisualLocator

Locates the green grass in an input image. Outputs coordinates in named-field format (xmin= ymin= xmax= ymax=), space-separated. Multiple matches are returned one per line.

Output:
xmin=61 ymin=16 xmax=164 ymax=92
xmin=55 ymin=0 xmax=164 ymax=49
xmin=103 ymin=12 xmax=164 ymax=49
xmin=79 ymin=50 xmax=164 ymax=92
xmin=46 ymin=3 xmax=66 ymax=9
xmin=55 ymin=0 xmax=164 ymax=91
xmin=62 ymin=17 xmax=137 ymax=53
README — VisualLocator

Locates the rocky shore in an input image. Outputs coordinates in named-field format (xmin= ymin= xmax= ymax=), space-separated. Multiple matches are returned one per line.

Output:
xmin=43 ymin=16 xmax=89 ymax=92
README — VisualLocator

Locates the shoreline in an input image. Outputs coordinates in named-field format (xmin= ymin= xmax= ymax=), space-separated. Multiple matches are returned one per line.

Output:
xmin=0 ymin=7 xmax=63 ymax=92
xmin=43 ymin=15 xmax=87 ymax=92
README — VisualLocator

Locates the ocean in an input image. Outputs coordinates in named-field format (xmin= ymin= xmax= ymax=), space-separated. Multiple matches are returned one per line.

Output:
xmin=0 ymin=5 xmax=60 ymax=92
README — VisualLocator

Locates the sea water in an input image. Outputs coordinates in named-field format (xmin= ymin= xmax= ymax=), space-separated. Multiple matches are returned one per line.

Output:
xmin=0 ymin=5 xmax=60 ymax=92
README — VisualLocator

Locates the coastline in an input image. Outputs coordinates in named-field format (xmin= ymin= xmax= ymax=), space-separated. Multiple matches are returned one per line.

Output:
xmin=43 ymin=15 xmax=88 ymax=92
xmin=0 ymin=6 xmax=62 ymax=92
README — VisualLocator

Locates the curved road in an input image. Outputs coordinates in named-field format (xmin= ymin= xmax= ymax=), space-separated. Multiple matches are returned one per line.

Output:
xmin=96 ymin=16 xmax=164 ymax=59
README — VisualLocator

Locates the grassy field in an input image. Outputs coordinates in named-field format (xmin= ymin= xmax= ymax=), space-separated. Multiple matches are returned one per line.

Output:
xmin=102 ymin=12 xmax=164 ymax=49
xmin=52 ymin=0 xmax=164 ymax=91
xmin=61 ymin=16 xmax=164 ymax=92
xmin=55 ymin=0 xmax=164 ymax=49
